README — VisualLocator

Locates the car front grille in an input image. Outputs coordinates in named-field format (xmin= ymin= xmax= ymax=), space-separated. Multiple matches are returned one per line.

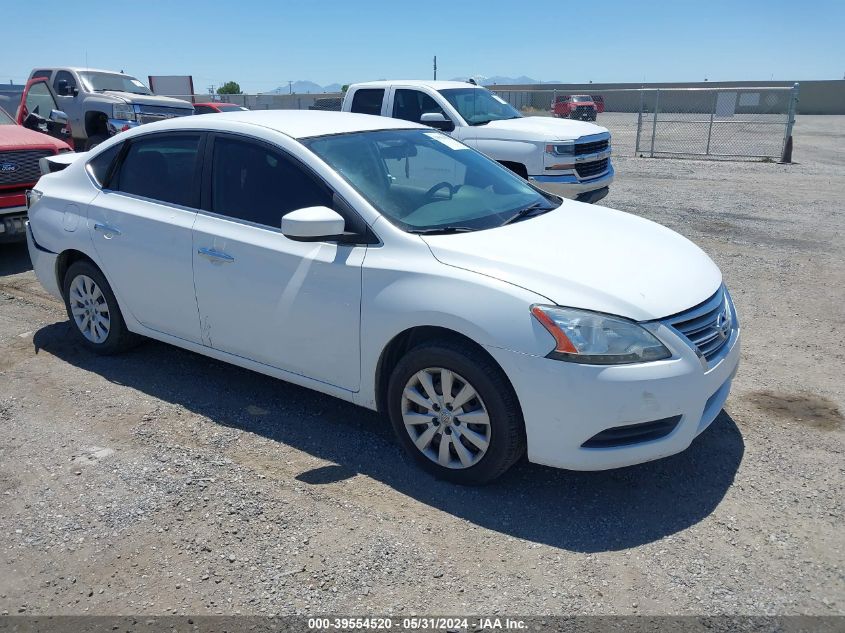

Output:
xmin=575 ymin=139 xmax=609 ymax=155
xmin=665 ymin=286 xmax=734 ymax=362
xmin=137 ymin=105 xmax=193 ymax=124
xmin=575 ymin=158 xmax=609 ymax=178
xmin=0 ymin=149 xmax=54 ymax=187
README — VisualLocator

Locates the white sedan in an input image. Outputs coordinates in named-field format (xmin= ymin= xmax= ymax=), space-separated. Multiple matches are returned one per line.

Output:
xmin=25 ymin=111 xmax=740 ymax=484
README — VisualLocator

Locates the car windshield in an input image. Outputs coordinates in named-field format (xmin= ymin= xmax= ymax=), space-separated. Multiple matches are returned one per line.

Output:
xmin=304 ymin=129 xmax=557 ymax=233
xmin=216 ymin=104 xmax=247 ymax=112
xmin=438 ymin=88 xmax=521 ymax=126
xmin=572 ymin=95 xmax=592 ymax=103
xmin=0 ymin=107 xmax=13 ymax=125
xmin=79 ymin=72 xmax=152 ymax=95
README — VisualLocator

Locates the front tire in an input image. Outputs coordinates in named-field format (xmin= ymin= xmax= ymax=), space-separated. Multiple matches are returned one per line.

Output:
xmin=62 ymin=260 xmax=138 ymax=354
xmin=387 ymin=341 xmax=525 ymax=484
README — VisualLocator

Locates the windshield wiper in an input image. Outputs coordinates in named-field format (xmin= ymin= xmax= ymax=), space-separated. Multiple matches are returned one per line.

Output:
xmin=501 ymin=202 xmax=554 ymax=226
xmin=407 ymin=226 xmax=476 ymax=235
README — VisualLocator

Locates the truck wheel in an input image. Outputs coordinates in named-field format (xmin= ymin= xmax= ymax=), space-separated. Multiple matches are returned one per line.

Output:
xmin=85 ymin=134 xmax=109 ymax=150
xmin=387 ymin=340 xmax=526 ymax=485
xmin=62 ymin=260 xmax=139 ymax=354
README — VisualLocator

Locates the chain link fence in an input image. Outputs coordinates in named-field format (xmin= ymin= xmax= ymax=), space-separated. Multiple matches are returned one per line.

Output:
xmin=174 ymin=85 xmax=798 ymax=161
xmin=490 ymin=85 xmax=799 ymax=161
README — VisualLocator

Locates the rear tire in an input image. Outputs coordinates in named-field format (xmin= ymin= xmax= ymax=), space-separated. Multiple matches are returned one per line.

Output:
xmin=62 ymin=260 xmax=139 ymax=354
xmin=387 ymin=341 xmax=525 ymax=485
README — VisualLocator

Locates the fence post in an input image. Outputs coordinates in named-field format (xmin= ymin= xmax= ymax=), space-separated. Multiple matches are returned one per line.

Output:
xmin=649 ymin=89 xmax=660 ymax=158
xmin=780 ymin=83 xmax=799 ymax=163
xmin=705 ymin=91 xmax=717 ymax=156
xmin=634 ymin=89 xmax=644 ymax=154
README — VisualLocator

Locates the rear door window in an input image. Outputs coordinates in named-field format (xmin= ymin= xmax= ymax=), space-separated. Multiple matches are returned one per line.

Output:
xmin=349 ymin=89 xmax=384 ymax=116
xmin=112 ymin=134 xmax=202 ymax=207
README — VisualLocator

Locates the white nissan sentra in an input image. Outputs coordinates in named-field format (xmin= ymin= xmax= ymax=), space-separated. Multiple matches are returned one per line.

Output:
xmin=25 ymin=111 xmax=740 ymax=484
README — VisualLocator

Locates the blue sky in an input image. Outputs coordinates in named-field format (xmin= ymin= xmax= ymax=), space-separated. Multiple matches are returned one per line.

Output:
xmin=3 ymin=0 xmax=842 ymax=93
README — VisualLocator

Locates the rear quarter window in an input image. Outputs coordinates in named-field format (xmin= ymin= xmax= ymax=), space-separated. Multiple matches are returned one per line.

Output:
xmin=349 ymin=89 xmax=385 ymax=116
xmin=86 ymin=142 xmax=123 ymax=187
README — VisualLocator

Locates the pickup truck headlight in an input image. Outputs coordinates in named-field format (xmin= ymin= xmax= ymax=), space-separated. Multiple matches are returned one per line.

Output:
xmin=546 ymin=141 xmax=574 ymax=156
xmin=112 ymin=103 xmax=136 ymax=121
xmin=531 ymin=305 xmax=671 ymax=365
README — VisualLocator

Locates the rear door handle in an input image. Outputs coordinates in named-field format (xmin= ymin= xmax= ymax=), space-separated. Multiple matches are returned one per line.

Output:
xmin=197 ymin=247 xmax=235 ymax=263
xmin=94 ymin=222 xmax=121 ymax=237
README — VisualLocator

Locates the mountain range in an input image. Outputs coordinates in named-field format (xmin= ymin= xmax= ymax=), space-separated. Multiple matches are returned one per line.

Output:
xmin=263 ymin=76 xmax=560 ymax=94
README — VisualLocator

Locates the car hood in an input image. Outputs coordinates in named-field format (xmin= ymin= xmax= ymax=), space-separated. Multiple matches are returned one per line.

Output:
xmin=474 ymin=116 xmax=607 ymax=142
xmin=421 ymin=202 xmax=722 ymax=321
xmin=103 ymin=92 xmax=194 ymax=110
xmin=0 ymin=124 xmax=71 ymax=151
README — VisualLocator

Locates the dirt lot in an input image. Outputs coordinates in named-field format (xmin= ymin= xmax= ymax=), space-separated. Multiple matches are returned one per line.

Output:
xmin=1 ymin=116 xmax=843 ymax=617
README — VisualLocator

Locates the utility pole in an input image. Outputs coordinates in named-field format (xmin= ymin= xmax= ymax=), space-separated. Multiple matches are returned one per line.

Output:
xmin=433 ymin=56 xmax=437 ymax=80
xmin=288 ymin=80 xmax=293 ymax=95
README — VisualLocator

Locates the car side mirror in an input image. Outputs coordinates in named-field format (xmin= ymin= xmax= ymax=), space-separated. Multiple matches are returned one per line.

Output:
xmin=420 ymin=112 xmax=455 ymax=132
xmin=49 ymin=109 xmax=69 ymax=124
xmin=281 ymin=206 xmax=346 ymax=241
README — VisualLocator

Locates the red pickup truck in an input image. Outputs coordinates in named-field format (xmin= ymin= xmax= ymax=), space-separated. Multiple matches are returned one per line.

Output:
xmin=1 ymin=78 xmax=72 ymax=243
xmin=551 ymin=94 xmax=598 ymax=120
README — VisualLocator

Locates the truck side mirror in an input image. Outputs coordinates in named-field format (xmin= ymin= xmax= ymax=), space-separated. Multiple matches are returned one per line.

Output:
xmin=49 ymin=110 xmax=69 ymax=124
xmin=420 ymin=112 xmax=455 ymax=132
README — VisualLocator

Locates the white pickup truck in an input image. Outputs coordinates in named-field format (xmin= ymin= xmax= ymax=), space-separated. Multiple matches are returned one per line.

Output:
xmin=342 ymin=80 xmax=613 ymax=203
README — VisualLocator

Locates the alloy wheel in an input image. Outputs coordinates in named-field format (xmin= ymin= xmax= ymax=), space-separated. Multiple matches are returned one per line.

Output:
xmin=401 ymin=367 xmax=491 ymax=469
xmin=69 ymin=274 xmax=111 ymax=344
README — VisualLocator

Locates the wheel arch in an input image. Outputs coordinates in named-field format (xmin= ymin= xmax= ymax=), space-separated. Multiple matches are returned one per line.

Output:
xmin=497 ymin=161 xmax=529 ymax=180
xmin=55 ymin=249 xmax=98 ymax=299
xmin=374 ymin=325 xmax=522 ymax=421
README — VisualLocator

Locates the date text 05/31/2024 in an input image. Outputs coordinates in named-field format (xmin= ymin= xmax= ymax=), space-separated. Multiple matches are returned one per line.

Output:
xmin=307 ymin=617 xmax=527 ymax=630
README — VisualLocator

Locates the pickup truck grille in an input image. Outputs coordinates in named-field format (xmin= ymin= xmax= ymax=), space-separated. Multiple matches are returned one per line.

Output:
xmin=665 ymin=286 xmax=734 ymax=362
xmin=575 ymin=158 xmax=609 ymax=179
xmin=0 ymin=149 xmax=54 ymax=188
xmin=137 ymin=105 xmax=193 ymax=125
xmin=575 ymin=139 xmax=609 ymax=155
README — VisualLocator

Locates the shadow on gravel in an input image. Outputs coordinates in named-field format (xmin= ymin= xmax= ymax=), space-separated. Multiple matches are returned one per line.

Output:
xmin=0 ymin=241 xmax=32 ymax=276
xmin=33 ymin=321 xmax=744 ymax=553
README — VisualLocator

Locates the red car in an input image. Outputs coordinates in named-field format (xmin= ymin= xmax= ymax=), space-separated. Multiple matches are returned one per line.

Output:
xmin=193 ymin=102 xmax=249 ymax=115
xmin=1 ymin=98 xmax=72 ymax=243
xmin=551 ymin=94 xmax=598 ymax=121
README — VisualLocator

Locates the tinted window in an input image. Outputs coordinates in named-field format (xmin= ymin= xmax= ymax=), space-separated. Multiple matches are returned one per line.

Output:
xmin=392 ymin=89 xmax=447 ymax=124
xmin=53 ymin=71 xmax=77 ymax=94
xmin=193 ymin=105 xmax=214 ymax=115
xmin=349 ymin=89 xmax=384 ymax=116
xmin=32 ymin=70 xmax=52 ymax=81
xmin=114 ymin=134 xmax=201 ymax=207
xmin=25 ymin=82 xmax=58 ymax=117
xmin=211 ymin=137 xmax=332 ymax=228
xmin=87 ymin=142 xmax=123 ymax=187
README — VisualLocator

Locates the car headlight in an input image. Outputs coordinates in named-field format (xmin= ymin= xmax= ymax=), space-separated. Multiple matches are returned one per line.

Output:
xmin=112 ymin=103 xmax=136 ymax=121
xmin=545 ymin=141 xmax=574 ymax=156
xmin=531 ymin=305 xmax=671 ymax=365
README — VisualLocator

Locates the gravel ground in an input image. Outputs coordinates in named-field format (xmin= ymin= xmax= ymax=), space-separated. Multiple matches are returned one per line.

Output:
xmin=0 ymin=116 xmax=843 ymax=617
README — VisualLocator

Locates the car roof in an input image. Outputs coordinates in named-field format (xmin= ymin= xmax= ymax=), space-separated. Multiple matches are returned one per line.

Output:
xmin=129 ymin=110 xmax=425 ymax=139
xmin=351 ymin=80 xmax=481 ymax=91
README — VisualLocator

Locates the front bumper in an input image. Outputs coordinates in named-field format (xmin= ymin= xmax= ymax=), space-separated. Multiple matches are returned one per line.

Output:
xmin=106 ymin=118 xmax=140 ymax=136
xmin=529 ymin=164 xmax=615 ymax=201
xmin=0 ymin=202 xmax=28 ymax=242
xmin=485 ymin=323 xmax=741 ymax=471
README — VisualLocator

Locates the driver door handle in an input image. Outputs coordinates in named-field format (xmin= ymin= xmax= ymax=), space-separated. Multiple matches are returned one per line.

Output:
xmin=94 ymin=222 xmax=121 ymax=237
xmin=197 ymin=247 xmax=235 ymax=263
